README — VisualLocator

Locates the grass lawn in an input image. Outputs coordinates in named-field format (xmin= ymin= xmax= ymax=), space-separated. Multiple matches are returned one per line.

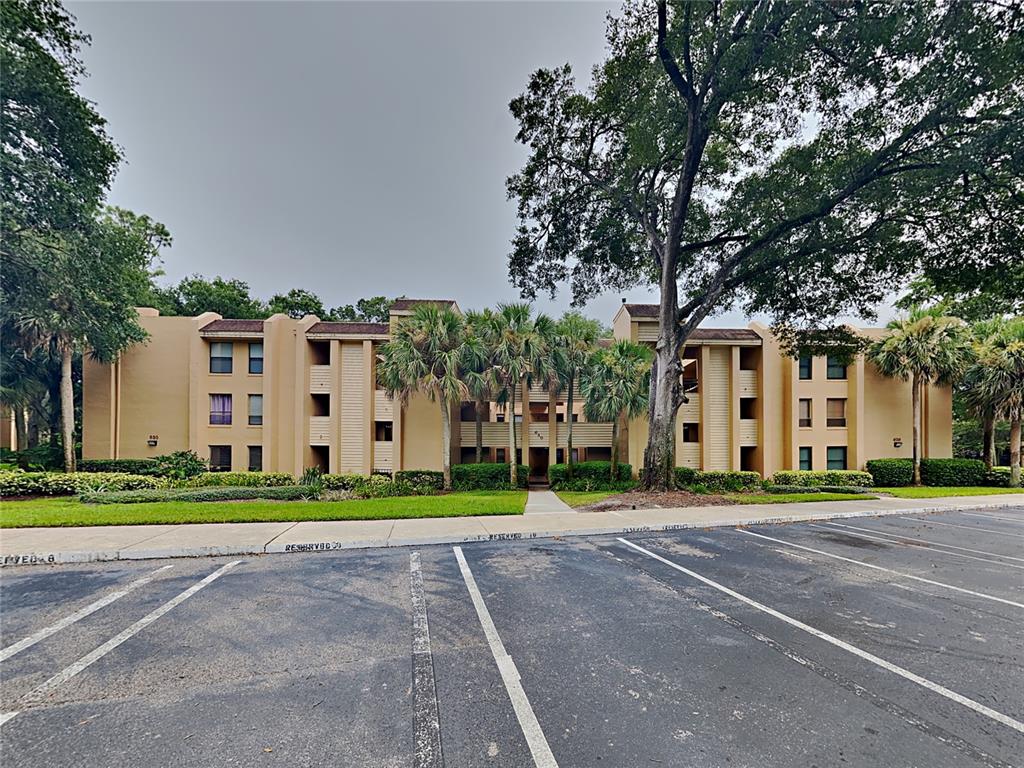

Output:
xmin=555 ymin=490 xmax=620 ymax=508
xmin=874 ymin=486 xmax=1024 ymax=499
xmin=729 ymin=492 xmax=878 ymax=504
xmin=0 ymin=490 xmax=527 ymax=528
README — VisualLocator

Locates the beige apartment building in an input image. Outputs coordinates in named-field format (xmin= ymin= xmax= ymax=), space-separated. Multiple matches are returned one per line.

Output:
xmin=80 ymin=300 xmax=951 ymax=480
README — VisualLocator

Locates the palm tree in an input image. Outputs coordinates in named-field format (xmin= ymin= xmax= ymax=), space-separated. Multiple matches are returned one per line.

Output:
xmin=963 ymin=318 xmax=1007 ymax=469
xmin=554 ymin=312 xmax=600 ymax=479
xmin=971 ymin=318 xmax=1024 ymax=487
xmin=376 ymin=305 xmax=476 ymax=491
xmin=581 ymin=340 xmax=652 ymax=481
xmin=462 ymin=309 xmax=495 ymax=464
xmin=484 ymin=303 xmax=557 ymax=487
xmin=869 ymin=307 xmax=973 ymax=485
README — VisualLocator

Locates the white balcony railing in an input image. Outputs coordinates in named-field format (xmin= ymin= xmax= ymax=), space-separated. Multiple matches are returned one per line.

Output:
xmin=310 ymin=366 xmax=332 ymax=394
xmin=739 ymin=418 xmax=758 ymax=446
xmin=309 ymin=416 xmax=331 ymax=445
xmin=738 ymin=369 xmax=758 ymax=396
xmin=373 ymin=441 xmax=393 ymax=473
xmin=374 ymin=390 xmax=394 ymax=421
xmin=678 ymin=442 xmax=701 ymax=468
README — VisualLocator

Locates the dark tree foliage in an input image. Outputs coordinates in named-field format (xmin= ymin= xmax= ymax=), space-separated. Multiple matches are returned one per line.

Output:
xmin=507 ymin=0 xmax=1023 ymax=488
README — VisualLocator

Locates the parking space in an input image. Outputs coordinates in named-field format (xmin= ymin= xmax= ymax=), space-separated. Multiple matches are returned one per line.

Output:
xmin=1 ymin=506 xmax=1022 ymax=766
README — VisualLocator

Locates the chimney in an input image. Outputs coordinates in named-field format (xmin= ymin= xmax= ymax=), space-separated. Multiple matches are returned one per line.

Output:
xmin=621 ymin=297 xmax=627 ymax=304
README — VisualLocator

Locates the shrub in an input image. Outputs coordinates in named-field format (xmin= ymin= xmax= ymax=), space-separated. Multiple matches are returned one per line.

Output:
xmin=920 ymin=458 xmax=987 ymax=487
xmin=7 ymin=444 xmax=64 ymax=471
xmin=80 ymin=485 xmax=316 ymax=505
xmin=353 ymin=475 xmax=417 ymax=498
xmin=984 ymin=467 xmax=1011 ymax=488
xmin=692 ymin=470 xmax=762 ymax=493
xmin=79 ymin=458 xmax=160 ymax=475
xmin=866 ymin=458 xmax=914 ymax=487
xmin=0 ymin=471 xmax=162 ymax=497
xmin=764 ymin=484 xmax=821 ymax=494
xmin=153 ymin=450 xmax=207 ymax=479
xmin=674 ymin=466 xmax=698 ymax=487
xmin=770 ymin=470 xmax=873 ymax=488
xmin=818 ymin=485 xmax=874 ymax=494
xmin=323 ymin=473 xmax=366 ymax=491
xmin=395 ymin=470 xmax=444 ymax=490
xmin=549 ymin=461 xmax=632 ymax=489
xmin=189 ymin=472 xmax=295 ymax=488
xmin=451 ymin=463 xmax=529 ymax=490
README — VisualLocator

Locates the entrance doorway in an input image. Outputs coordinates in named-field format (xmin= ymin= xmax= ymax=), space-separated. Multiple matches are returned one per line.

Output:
xmin=528 ymin=447 xmax=550 ymax=485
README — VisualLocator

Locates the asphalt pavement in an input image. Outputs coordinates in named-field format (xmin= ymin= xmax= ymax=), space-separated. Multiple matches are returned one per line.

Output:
xmin=1 ymin=506 xmax=1021 ymax=767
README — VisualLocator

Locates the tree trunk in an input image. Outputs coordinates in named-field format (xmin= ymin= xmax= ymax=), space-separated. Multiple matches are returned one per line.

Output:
xmin=14 ymin=407 xmax=27 ymax=451
xmin=440 ymin=397 xmax=452 ymax=491
xmin=642 ymin=347 xmax=681 ymax=490
xmin=911 ymin=372 xmax=921 ymax=486
xmin=566 ymin=377 xmax=574 ymax=479
xmin=507 ymin=381 xmax=517 ymax=487
xmin=610 ymin=417 xmax=619 ymax=482
xmin=60 ymin=345 xmax=76 ymax=472
xmin=1010 ymin=418 xmax=1021 ymax=488
xmin=475 ymin=397 xmax=483 ymax=463
xmin=982 ymin=412 xmax=995 ymax=469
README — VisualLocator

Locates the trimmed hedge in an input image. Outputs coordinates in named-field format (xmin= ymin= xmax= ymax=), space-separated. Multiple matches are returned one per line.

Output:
xmin=79 ymin=458 xmax=160 ymax=475
xmin=1 ymin=471 xmax=162 ymax=497
xmin=819 ymin=485 xmax=874 ymax=494
xmin=674 ymin=466 xmax=699 ymax=487
xmin=549 ymin=461 xmax=632 ymax=489
xmin=770 ymin=470 xmax=873 ymax=488
xmin=984 ymin=467 xmax=1012 ymax=488
xmin=866 ymin=459 xmax=914 ymax=487
xmin=395 ymin=470 xmax=444 ymax=490
xmin=189 ymin=472 xmax=295 ymax=488
xmin=765 ymin=484 xmax=821 ymax=494
xmin=920 ymin=458 xmax=987 ymax=486
xmin=80 ymin=485 xmax=316 ymax=505
xmin=692 ymin=470 xmax=762 ymax=493
xmin=451 ymin=463 xmax=529 ymax=490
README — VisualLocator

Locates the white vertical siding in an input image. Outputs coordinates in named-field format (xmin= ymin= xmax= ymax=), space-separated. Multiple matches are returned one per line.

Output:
xmin=340 ymin=343 xmax=365 ymax=473
xmin=706 ymin=347 xmax=731 ymax=470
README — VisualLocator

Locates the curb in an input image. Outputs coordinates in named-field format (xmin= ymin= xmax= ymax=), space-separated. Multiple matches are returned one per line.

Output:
xmin=2 ymin=499 xmax=1019 ymax=568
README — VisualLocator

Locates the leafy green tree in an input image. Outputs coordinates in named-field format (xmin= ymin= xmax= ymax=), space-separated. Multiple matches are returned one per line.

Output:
xmin=869 ymin=308 xmax=973 ymax=485
xmin=171 ymin=275 xmax=266 ymax=319
xmin=581 ymin=340 xmax=652 ymax=481
xmin=554 ymin=311 xmax=602 ymax=478
xmin=969 ymin=319 xmax=1024 ymax=486
xmin=507 ymin=0 xmax=1023 ymax=489
xmin=962 ymin=318 xmax=1009 ymax=469
xmin=268 ymin=288 xmax=328 ymax=319
xmin=377 ymin=305 xmax=481 ymax=490
xmin=333 ymin=296 xmax=393 ymax=324
xmin=462 ymin=309 xmax=497 ymax=463
xmin=483 ymin=304 xmax=557 ymax=486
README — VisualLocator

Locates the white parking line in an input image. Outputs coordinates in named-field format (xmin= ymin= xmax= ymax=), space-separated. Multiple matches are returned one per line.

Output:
xmin=900 ymin=517 xmax=1024 ymax=539
xmin=453 ymin=547 xmax=558 ymax=768
xmin=809 ymin=524 xmax=1024 ymax=570
xmin=0 ymin=565 xmax=174 ymax=663
xmin=618 ymin=538 xmax=1024 ymax=735
xmin=410 ymin=552 xmax=443 ymax=768
xmin=1 ymin=561 xmax=241 ymax=726
xmin=961 ymin=512 xmax=1024 ymax=525
xmin=825 ymin=522 xmax=1024 ymax=564
xmin=737 ymin=529 xmax=1024 ymax=610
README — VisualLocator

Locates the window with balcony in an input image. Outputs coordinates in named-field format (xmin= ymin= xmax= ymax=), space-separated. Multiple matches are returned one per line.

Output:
xmin=798 ymin=398 xmax=812 ymax=428
xmin=682 ymin=422 xmax=699 ymax=442
xmin=209 ymin=445 xmax=231 ymax=472
xmin=826 ymin=398 xmax=847 ymax=427
xmin=799 ymin=446 xmax=812 ymax=471
xmin=210 ymin=394 xmax=232 ymax=425
xmin=210 ymin=342 xmax=233 ymax=374
xmin=248 ymin=446 xmax=262 ymax=472
xmin=826 ymin=356 xmax=847 ymax=380
xmin=249 ymin=343 xmax=263 ymax=374
xmin=248 ymin=395 xmax=263 ymax=426
xmin=798 ymin=356 xmax=812 ymax=380
xmin=827 ymin=446 xmax=848 ymax=470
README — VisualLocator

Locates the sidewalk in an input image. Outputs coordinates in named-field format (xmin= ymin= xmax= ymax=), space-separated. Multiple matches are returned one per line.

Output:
xmin=1 ymin=494 xmax=1020 ymax=567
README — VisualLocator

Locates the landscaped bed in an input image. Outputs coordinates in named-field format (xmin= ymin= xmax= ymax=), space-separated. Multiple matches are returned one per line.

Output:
xmin=0 ymin=491 xmax=527 ymax=528
xmin=561 ymin=488 xmax=878 ymax=511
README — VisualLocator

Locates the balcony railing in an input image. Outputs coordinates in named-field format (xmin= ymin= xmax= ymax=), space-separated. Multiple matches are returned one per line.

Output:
xmin=739 ymin=418 xmax=758 ymax=446
xmin=738 ymin=369 xmax=758 ymax=396
xmin=309 ymin=416 xmax=330 ymax=445
xmin=310 ymin=365 xmax=332 ymax=394
xmin=678 ymin=394 xmax=700 ymax=422
xmin=374 ymin=390 xmax=394 ymax=421
xmin=678 ymin=442 xmax=700 ymax=468
xmin=459 ymin=422 xmax=509 ymax=448
xmin=373 ymin=441 xmax=393 ymax=473
xmin=556 ymin=422 xmax=613 ymax=447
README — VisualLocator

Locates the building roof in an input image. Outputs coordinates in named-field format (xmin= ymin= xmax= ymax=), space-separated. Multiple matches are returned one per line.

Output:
xmin=690 ymin=328 xmax=762 ymax=342
xmin=307 ymin=321 xmax=390 ymax=336
xmin=390 ymin=298 xmax=458 ymax=311
xmin=621 ymin=303 xmax=660 ymax=318
xmin=200 ymin=319 xmax=264 ymax=333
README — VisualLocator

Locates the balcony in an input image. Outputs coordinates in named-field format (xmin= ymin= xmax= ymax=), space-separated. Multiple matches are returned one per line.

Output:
xmin=374 ymin=390 xmax=394 ymax=421
xmin=678 ymin=394 xmax=700 ymax=421
xmin=373 ymin=441 xmax=393 ymax=473
xmin=310 ymin=365 xmax=332 ymax=394
xmin=309 ymin=416 xmax=331 ymax=445
xmin=737 ymin=369 xmax=758 ymax=396
xmin=459 ymin=422 xmax=510 ymax=448
xmin=678 ymin=442 xmax=700 ymax=468
xmin=739 ymin=418 xmax=758 ymax=446
xmin=556 ymin=422 xmax=613 ymax=447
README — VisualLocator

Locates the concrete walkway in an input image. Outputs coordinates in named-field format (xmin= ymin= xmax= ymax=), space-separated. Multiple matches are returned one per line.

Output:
xmin=524 ymin=489 xmax=576 ymax=515
xmin=0 ymin=494 xmax=1020 ymax=567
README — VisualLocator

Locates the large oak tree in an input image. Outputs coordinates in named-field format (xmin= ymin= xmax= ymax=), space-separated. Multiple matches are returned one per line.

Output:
xmin=507 ymin=0 xmax=1023 ymax=489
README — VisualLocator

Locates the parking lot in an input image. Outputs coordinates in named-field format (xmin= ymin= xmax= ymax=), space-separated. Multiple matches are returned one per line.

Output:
xmin=1 ymin=506 xmax=1021 ymax=767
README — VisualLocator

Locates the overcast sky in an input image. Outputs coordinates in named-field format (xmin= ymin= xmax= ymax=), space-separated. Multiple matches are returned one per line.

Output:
xmin=70 ymin=1 xmax=891 ymax=328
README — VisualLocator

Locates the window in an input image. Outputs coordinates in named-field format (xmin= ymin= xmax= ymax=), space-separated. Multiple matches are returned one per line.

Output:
xmin=798 ymin=356 xmax=812 ymax=380
xmin=209 ymin=445 xmax=231 ymax=472
xmin=739 ymin=397 xmax=756 ymax=419
xmin=375 ymin=421 xmax=393 ymax=441
xmin=826 ymin=356 xmax=847 ymax=380
xmin=826 ymin=398 xmax=847 ymax=427
xmin=798 ymin=398 xmax=812 ymax=428
xmin=248 ymin=394 xmax=263 ymax=426
xmin=210 ymin=394 xmax=232 ymax=425
xmin=827 ymin=446 xmax=848 ymax=470
xmin=682 ymin=423 xmax=699 ymax=443
xmin=248 ymin=343 xmax=263 ymax=374
xmin=799 ymin=447 xmax=812 ymax=471
xmin=247 ymin=446 xmax=262 ymax=472
xmin=210 ymin=342 xmax=233 ymax=374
